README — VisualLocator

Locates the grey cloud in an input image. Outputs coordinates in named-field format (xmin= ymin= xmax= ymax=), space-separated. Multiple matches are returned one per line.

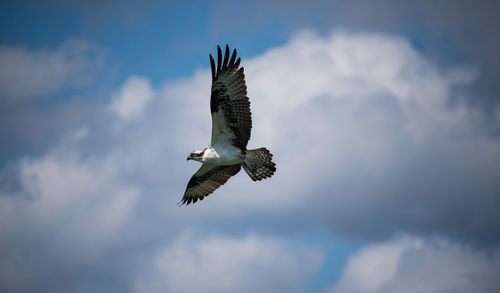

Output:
xmin=28 ymin=0 xmax=500 ymax=109
xmin=30 ymin=0 xmax=500 ymax=110
xmin=1 ymin=30 xmax=499 ymax=292
xmin=134 ymin=233 xmax=323 ymax=293
xmin=0 ymin=39 xmax=104 ymax=100
xmin=0 ymin=141 xmax=140 ymax=292
xmin=0 ymin=39 xmax=107 ymax=166
xmin=0 ymin=97 xmax=99 ymax=165
xmin=154 ymin=31 xmax=500 ymax=245
xmin=328 ymin=236 xmax=500 ymax=293
xmin=210 ymin=0 xmax=500 ymax=108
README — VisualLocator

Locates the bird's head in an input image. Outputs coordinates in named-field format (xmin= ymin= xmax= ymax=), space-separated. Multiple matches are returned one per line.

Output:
xmin=187 ymin=149 xmax=205 ymax=162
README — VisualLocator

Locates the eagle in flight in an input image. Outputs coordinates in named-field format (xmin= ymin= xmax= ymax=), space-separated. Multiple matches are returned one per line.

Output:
xmin=179 ymin=45 xmax=276 ymax=205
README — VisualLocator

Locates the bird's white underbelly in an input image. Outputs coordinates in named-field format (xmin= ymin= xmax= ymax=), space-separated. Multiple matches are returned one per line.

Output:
xmin=205 ymin=144 xmax=243 ymax=165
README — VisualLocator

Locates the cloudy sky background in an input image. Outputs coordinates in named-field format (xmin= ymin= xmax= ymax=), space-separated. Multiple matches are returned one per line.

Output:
xmin=1 ymin=0 xmax=500 ymax=292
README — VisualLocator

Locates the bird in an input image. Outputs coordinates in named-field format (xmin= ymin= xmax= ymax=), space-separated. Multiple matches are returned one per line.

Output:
xmin=179 ymin=45 xmax=276 ymax=205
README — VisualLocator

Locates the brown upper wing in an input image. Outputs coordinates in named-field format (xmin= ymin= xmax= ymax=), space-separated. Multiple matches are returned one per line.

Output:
xmin=210 ymin=45 xmax=252 ymax=150
xmin=179 ymin=164 xmax=241 ymax=205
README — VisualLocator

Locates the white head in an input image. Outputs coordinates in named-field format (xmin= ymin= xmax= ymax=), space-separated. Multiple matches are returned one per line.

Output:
xmin=187 ymin=148 xmax=206 ymax=162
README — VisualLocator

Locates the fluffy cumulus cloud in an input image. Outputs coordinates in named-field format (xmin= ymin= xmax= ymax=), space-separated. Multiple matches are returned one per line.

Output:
xmin=209 ymin=0 xmax=500 ymax=106
xmin=0 ymin=129 xmax=139 ymax=292
xmin=1 ymin=30 xmax=500 ymax=291
xmin=109 ymin=76 xmax=154 ymax=121
xmin=328 ymin=236 xmax=500 ymax=293
xmin=134 ymin=233 xmax=323 ymax=293
xmin=162 ymin=31 xmax=500 ymax=243
xmin=0 ymin=39 xmax=104 ymax=100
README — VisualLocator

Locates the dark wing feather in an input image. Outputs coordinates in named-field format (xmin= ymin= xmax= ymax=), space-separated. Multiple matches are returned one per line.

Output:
xmin=179 ymin=164 xmax=241 ymax=205
xmin=209 ymin=45 xmax=252 ymax=150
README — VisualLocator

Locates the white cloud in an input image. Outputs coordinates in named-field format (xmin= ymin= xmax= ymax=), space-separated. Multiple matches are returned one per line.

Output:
xmin=134 ymin=233 xmax=323 ymax=293
xmin=244 ymin=30 xmax=475 ymax=149
xmin=1 ymin=30 xmax=500 ymax=292
xmin=158 ymin=31 xmax=500 ymax=244
xmin=0 ymin=39 xmax=104 ymax=99
xmin=109 ymin=76 xmax=154 ymax=121
xmin=0 ymin=132 xmax=139 ymax=290
xmin=328 ymin=236 xmax=500 ymax=293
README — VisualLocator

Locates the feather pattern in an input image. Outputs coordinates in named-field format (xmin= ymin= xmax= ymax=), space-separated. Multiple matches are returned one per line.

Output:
xmin=180 ymin=164 xmax=241 ymax=205
xmin=242 ymin=148 xmax=276 ymax=181
xmin=210 ymin=45 xmax=252 ymax=150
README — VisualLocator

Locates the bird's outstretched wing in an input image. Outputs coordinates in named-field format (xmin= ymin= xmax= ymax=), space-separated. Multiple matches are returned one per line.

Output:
xmin=210 ymin=45 xmax=252 ymax=150
xmin=179 ymin=164 xmax=241 ymax=205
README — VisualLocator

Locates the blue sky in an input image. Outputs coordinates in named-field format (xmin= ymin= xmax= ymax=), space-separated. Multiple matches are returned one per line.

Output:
xmin=1 ymin=1 xmax=500 ymax=292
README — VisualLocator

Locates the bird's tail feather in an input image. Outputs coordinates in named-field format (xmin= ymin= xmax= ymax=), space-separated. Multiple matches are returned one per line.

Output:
xmin=242 ymin=148 xmax=276 ymax=181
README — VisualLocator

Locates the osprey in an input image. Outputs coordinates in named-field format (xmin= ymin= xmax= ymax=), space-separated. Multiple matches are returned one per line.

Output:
xmin=179 ymin=45 xmax=276 ymax=205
